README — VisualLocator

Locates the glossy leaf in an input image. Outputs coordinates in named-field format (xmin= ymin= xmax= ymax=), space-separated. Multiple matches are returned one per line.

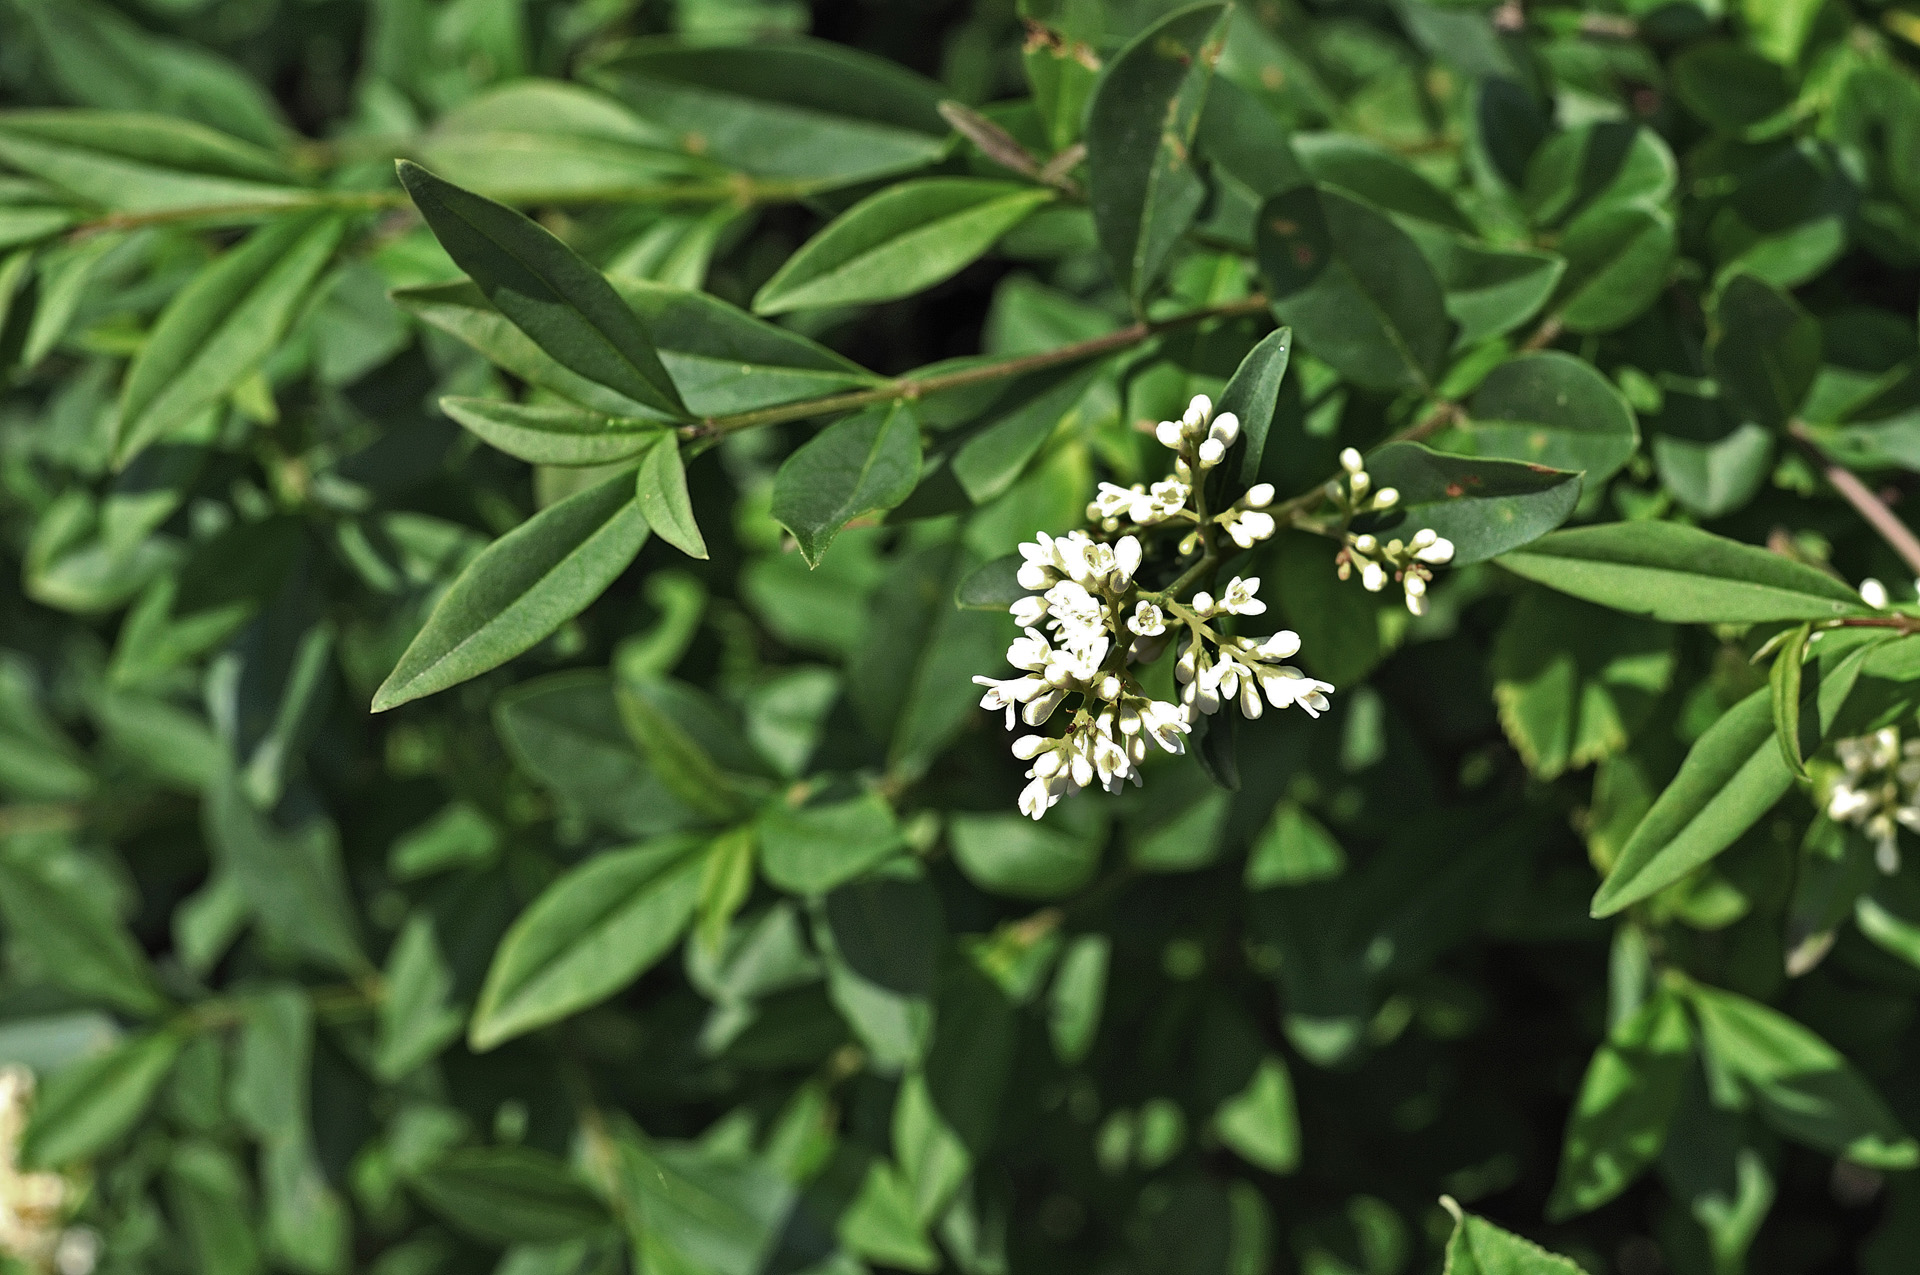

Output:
xmin=754 ymin=179 xmax=1052 ymax=314
xmin=1258 ymin=186 xmax=1455 ymax=392
xmin=469 ymin=834 xmax=708 ymax=1050
xmin=373 ymin=470 xmax=650 ymax=712
xmin=1360 ymin=443 xmax=1581 ymax=565
xmin=1447 ymin=351 xmax=1640 ymax=484
xmin=1085 ymin=4 xmax=1227 ymax=305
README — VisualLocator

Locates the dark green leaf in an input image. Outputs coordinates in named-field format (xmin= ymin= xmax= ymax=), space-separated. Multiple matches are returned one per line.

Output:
xmin=412 ymin=1147 xmax=613 ymax=1245
xmin=1361 ymin=442 xmax=1581 ymax=565
xmin=373 ymin=470 xmax=650 ymax=711
xmin=760 ymin=793 xmax=905 ymax=896
xmin=1551 ymin=203 xmax=1677 ymax=334
xmin=1440 ymin=1202 xmax=1585 ymax=1274
xmin=1770 ymin=623 xmax=1814 ymax=781
xmin=1085 ymin=3 xmax=1227 ymax=305
xmin=0 ymin=837 xmax=168 ymax=1016
xmin=396 ymin=161 xmax=686 ymax=419
xmin=1709 ymin=272 xmax=1819 ymax=430
xmin=1216 ymin=326 xmax=1292 ymax=489
xmin=1446 ymin=351 xmax=1640 ymax=483
xmin=1258 ymin=186 xmax=1455 ymax=392
xmin=0 ymin=110 xmax=301 ymax=214
xmin=21 ymin=1030 xmax=183 ymax=1168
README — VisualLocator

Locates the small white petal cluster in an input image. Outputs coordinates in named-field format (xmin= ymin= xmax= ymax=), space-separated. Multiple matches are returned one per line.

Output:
xmin=0 ymin=1067 xmax=95 ymax=1275
xmin=976 ymin=394 xmax=1335 ymax=820
xmin=1827 ymin=726 xmax=1920 ymax=874
xmin=1326 ymin=447 xmax=1453 ymax=616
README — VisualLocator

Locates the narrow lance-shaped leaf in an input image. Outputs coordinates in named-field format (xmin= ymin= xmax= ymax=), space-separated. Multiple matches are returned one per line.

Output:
xmin=396 ymin=161 xmax=686 ymax=419
xmin=469 ymin=834 xmax=709 ymax=1050
xmin=440 ymin=398 xmax=665 ymax=467
xmin=115 ymin=213 xmax=345 ymax=465
xmin=772 ymin=403 xmax=923 ymax=567
xmin=1770 ymin=622 xmax=1813 ymax=781
xmin=754 ymin=179 xmax=1053 ymax=314
xmin=0 ymin=111 xmax=305 ymax=215
xmin=1498 ymin=523 xmax=1869 ymax=624
xmin=1216 ymin=326 xmax=1292 ymax=490
xmin=1085 ymin=3 xmax=1227 ymax=306
xmin=635 ymin=434 xmax=707 ymax=560
xmin=373 ymin=469 xmax=651 ymax=712
xmin=22 ymin=1030 xmax=185 ymax=1169
xmin=1591 ymin=634 xmax=1878 ymax=917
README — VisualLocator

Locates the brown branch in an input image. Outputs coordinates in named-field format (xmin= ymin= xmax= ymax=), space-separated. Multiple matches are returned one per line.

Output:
xmin=682 ymin=294 xmax=1274 ymax=443
xmin=1520 ymin=313 xmax=1564 ymax=351
xmin=1789 ymin=421 xmax=1920 ymax=579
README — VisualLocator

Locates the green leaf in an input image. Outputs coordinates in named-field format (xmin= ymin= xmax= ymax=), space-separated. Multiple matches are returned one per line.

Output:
xmin=412 ymin=1147 xmax=613 ymax=1245
xmin=165 ymin=1143 xmax=261 ymax=1275
xmin=440 ymin=398 xmax=665 ymax=467
xmin=1709 ymin=272 xmax=1819 ymax=430
xmin=396 ymin=161 xmax=686 ymax=419
xmin=759 ymin=792 xmax=905 ymax=896
xmin=375 ymin=914 xmax=466 ymax=1081
xmin=949 ymin=364 xmax=1100 ymax=504
xmin=614 ymin=674 xmax=767 ymax=822
xmin=418 ymin=80 xmax=708 ymax=201
xmin=1258 ymin=186 xmax=1455 ymax=392
xmin=206 ymin=773 xmax=368 ymax=975
xmin=1491 ymin=589 xmax=1675 ymax=781
xmin=1591 ymin=638 xmax=1871 ymax=917
xmin=1547 ymin=989 xmax=1693 ymax=1220
xmin=1496 ymin=523 xmax=1869 ymax=623
xmin=1770 ymin=623 xmax=1814 ymax=781
xmin=1216 ymin=326 xmax=1293 ymax=489
xmin=21 ymin=1029 xmax=183 ymax=1169
xmin=1440 ymin=1202 xmax=1584 ymax=1275
xmin=1672 ymin=43 xmax=1795 ymax=135
xmin=1360 ymin=443 xmax=1581 ymax=565
xmin=1048 ymin=934 xmax=1109 ymax=1065
xmin=954 ymin=554 xmax=1024 ymax=611
xmin=494 ymin=671 xmax=702 ymax=838
xmin=614 ymin=278 xmax=879 ymax=415
xmin=1551 ymin=203 xmax=1677 ymax=334
xmin=1085 ymin=3 xmax=1228 ymax=305
xmin=0 ymin=110 xmax=303 ymax=214
xmin=771 ymin=404 xmax=923 ymax=567
xmin=635 ymin=434 xmax=707 ymax=559
xmin=1293 ymin=132 xmax=1473 ymax=232
xmin=1213 ymin=1055 xmax=1301 ymax=1174
xmin=948 ymin=812 xmax=1102 ymax=899
xmin=818 ymin=872 xmax=943 ymax=1072
xmin=753 ymin=179 xmax=1052 ymax=314
xmin=1685 ymin=981 xmax=1919 ymax=1169
xmin=0 ymin=837 xmax=169 ymax=1016
xmin=588 ymin=38 xmax=949 ymax=186
xmin=1402 ymin=225 xmax=1564 ymax=346
xmin=114 ymin=213 xmax=344 ymax=465
xmin=614 ymin=1135 xmax=803 ymax=1275
xmin=372 ymin=469 xmax=651 ymax=712
xmin=1522 ymin=122 xmax=1676 ymax=229
xmin=469 ymin=834 xmax=708 ymax=1050
xmin=1445 ymin=351 xmax=1640 ymax=484
xmin=1245 ymin=802 xmax=1346 ymax=887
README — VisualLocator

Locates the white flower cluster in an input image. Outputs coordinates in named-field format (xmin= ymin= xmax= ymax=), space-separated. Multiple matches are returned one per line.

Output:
xmin=0 ymin=1068 xmax=97 ymax=1275
xmin=1827 ymin=726 xmax=1920 ymax=874
xmin=1327 ymin=448 xmax=1454 ymax=616
xmin=975 ymin=394 xmax=1334 ymax=820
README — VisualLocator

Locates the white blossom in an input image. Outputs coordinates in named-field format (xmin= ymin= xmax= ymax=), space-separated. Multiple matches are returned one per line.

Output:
xmin=1127 ymin=601 xmax=1167 ymax=637
xmin=1827 ymin=726 xmax=1920 ymax=873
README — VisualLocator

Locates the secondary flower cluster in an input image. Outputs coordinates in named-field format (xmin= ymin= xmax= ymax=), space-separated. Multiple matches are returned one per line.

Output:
xmin=1327 ymin=448 xmax=1455 ymax=616
xmin=0 ymin=1068 xmax=97 ymax=1275
xmin=975 ymin=394 xmax=1334 ymax=819
xmin=1827 ymin=726 xmax=1920 ymax=874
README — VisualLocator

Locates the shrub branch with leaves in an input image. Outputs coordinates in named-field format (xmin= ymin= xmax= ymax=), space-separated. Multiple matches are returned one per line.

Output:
xmin=6 ymin=0 xmax=1920 ymax=1274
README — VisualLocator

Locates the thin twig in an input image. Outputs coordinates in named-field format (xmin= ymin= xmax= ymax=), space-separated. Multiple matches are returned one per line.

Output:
xmin=681 ymin=294 xmax=1274 ymax=442
xmin=1520 ymin=313 xmax=1564 ymax=351
xmin=1789 ymin=421 xmax=1920 ymax=579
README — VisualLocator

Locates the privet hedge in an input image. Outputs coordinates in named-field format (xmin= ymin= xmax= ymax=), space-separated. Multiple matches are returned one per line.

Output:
xmin=3 ymin=0 xmax=1920 ymax=1271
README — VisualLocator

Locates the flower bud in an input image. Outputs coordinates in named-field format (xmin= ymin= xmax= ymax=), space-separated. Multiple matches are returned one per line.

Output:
xmin=1371 ymin=487 xmax=1398 ymax=509
xmin=1340 ymin=447 xmax=1363 ymax=474
xmin=1244 ymin=483 xmax=1274 ymax=509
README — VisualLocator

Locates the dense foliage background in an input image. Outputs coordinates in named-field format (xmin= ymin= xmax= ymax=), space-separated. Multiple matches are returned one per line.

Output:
xmin=5 ymin=0 xmax=1920 ymax=1273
